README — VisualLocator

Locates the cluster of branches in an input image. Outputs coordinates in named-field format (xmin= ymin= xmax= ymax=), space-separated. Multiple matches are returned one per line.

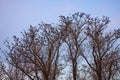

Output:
xmin=0 ymin=12 xmax=120 ymax=80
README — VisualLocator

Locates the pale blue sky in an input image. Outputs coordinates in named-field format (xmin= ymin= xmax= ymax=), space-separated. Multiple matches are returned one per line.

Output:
xmin=0 ymin=0 xmax=120 ymax=46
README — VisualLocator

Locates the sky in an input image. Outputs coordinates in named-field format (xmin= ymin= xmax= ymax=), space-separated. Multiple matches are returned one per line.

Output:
xmin=0 ymin=0 xmax=120 ymax=47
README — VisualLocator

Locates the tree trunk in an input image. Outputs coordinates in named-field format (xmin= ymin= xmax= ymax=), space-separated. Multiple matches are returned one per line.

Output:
xmin=42 ymin=74 xmax=49 ymax=80
xmin=72 ymin=61 xmax=77 ymax=80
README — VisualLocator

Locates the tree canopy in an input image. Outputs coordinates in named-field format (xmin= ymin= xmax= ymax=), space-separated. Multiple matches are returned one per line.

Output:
xmin=0 ymin=12 xmax=120 ymax=80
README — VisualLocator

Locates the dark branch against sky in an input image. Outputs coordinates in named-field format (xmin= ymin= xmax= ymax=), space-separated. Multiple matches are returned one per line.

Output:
xmin=0 ymin=0 xmax=120 ymax=47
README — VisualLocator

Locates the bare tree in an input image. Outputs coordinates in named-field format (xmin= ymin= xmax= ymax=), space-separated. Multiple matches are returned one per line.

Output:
xmin=59 ymin=12 xmax=89 ymax=80
xmin=82 ymin=16 xmax=120 ymax=80
xmin=1 ymin=12 xmax=120 ymax=80
xmin=5 ymin=24 xmax=63 ymax=80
